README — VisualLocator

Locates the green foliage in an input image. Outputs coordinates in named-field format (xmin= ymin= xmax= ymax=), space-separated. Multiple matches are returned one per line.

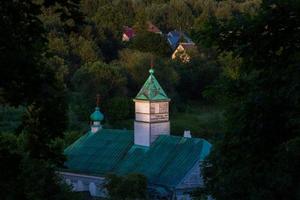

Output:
xmin=133 ymin=8 xmax=148 ymax=33
xmin=0 ymin=0 xmax=70 ymax=162
xmin=82 ymin=0 xmax=135 ymax=36
xmin=119 ymin=49 xmax=179 ymax=98
xmin=217 ymin=51 xmax=242 ymax=80
xmin=202 ymin=51 xmax=243 ymax=104
xmin=194 ymin=1 xmax=300 ymax=199
xmin=168 ymin=0 xmax=194 ymax=30
xmin=0 ymin=133 xmax=23 ymax=199
xmin=79 ymin=0 xmax=134 ymax=62
xmin=63 ymin=131 xmax=83 ymax=148
xmin=171 ymin=103 xmax=224 ymax=139
xmin=22 ymin=77 xmax=68 ymax=163
xmin=0 ymin=0 xmax=46 ymax=105
xmin=69 ymin=35 xmax=100 ymax=63
xmin=104 ymin=97 xmax=133 ymax=121
xmin=0 ymin=106 xmax=25 ymax=133
xmin=67 ymin=107 xmax=89 ymax=132
xmin=0 ymin=0 xmax=80 ymax=199
xmin=71 ymin=61 xmax=127 ymax=121
xmin=72 ymin=60 xmax=127 ymax=100
xmin=119 ymin=49 xmax=153 ymax=94
xmin=145 ymin=3 xmax=169 ymax=31
xmin=173 ymin=50 xmax=220 ymax=101
xmin=0 ymin=133 xmax=80 ymax=200
xmin=129 ymin=31 xmax=172 ymax=57
xmin=105 ymin=173 xmax=148 ymax=200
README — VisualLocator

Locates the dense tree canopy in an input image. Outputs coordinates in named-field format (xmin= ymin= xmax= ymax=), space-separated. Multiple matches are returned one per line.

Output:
xmin=0 ymin=0 xmax=82 ymax=199
xmin=129 ymin=31 xmax=172 ymax=56
xmin=195 ymin=0 xmax=300 ymax=199
xmin=71 ymin=61 xmax=128 ymax=120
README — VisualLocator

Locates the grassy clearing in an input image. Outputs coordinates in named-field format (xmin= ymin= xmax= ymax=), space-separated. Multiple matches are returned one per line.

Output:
xmin=171 ymin=102 xmax=224 ymax=140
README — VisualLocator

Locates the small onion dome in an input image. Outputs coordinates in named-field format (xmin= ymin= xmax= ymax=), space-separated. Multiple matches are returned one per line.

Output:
xmin=90 ymin=107 xmax=104 ymax=121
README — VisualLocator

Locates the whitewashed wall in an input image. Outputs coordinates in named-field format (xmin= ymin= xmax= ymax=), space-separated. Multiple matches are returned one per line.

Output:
xmin=134 ymin=121 xmax=150 ymax=146
xmin=59 ymin=172 xmax=106 ymax=197
xmin=135 ymin=101 xmax=150 ymax=113
xmin=135 ymin=101 xmax=169 ymax=123
xmin=134 ymin=100 xmax=170 ymax=146
xmin=136 ymin=113 xmax=151 ymax=122
xmin=134 ymin=121 xmax=170 ymax=146
xmin=150 ymin=102 xmax=169 ymax=113
xmin=150 ymin=122 xmax=170 ymax=143
xmin=176 ymin=161 xmax=203 ymax=189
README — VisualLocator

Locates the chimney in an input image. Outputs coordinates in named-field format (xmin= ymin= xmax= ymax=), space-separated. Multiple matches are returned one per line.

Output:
xmin=184 ymin=130 xmax=191 ymax=138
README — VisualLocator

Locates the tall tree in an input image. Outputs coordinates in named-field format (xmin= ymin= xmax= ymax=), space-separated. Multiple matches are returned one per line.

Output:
xmin=0 ymin=0 xmax=81 ymax=199
xmin=196 ymin=1 xmax=300 ymax=199
xmin=0 ymin=0 xmax=82 ymax=162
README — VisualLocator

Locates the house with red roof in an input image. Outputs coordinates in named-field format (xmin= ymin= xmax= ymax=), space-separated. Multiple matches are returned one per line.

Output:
xmin=122 ymin=26 xmax=135 ymax=42
xmin=147 ymin=21 xmax=162 ymax=34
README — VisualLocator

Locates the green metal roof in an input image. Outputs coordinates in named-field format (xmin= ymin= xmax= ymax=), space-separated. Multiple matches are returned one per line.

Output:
xmin=63 ymin=129 xmax=211 ymax=188
xmin=135 ymin=69 xmax=169 ymax=101
xmin=90 ymin=107 xmax=104 ymax=121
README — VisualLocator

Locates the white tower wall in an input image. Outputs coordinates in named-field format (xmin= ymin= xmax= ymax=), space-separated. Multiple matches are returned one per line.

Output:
xmin=134 ymin=121 xmax=150 ymax=146
xmin=134 ymin=100 xmax=170 ymax=147
xmin=150 ymin=122 xmax=170 ymax=143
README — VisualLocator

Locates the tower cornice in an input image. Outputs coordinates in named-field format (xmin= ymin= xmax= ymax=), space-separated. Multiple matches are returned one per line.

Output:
xmin=133 ymin=98 xmax=171 ymax=103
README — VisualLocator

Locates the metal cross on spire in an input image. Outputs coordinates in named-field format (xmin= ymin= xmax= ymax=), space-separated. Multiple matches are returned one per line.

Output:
xmin=151 ymin=56 xmax=154 ymax=69
xmin=96 ymin=94 xmax=100 ymax=107
xmin=149 ymin=56 xmax=154 ymax=74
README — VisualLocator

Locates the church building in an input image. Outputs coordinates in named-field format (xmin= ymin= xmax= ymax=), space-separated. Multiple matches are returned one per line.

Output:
xmin=60 ymin=67 xmax=211 ymax=200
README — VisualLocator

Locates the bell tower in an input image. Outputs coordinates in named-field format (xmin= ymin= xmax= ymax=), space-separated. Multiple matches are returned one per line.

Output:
xmin=134 ymin=64 xmax=170 ymax=147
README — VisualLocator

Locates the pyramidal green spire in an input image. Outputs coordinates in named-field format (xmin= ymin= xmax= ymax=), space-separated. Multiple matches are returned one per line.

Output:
xmin=135 ymin=68 xmax=169 ymax=101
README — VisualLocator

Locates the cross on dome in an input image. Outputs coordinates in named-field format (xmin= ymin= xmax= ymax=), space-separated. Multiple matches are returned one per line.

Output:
xmin=96 ymin=94 xmax=100 ymax=107
xmin=90 ymin=94 xmax=104 ymax=122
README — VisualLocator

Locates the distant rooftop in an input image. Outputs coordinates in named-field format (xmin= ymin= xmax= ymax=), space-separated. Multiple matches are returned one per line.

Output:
xmin=147 ymin=21 xmax=162 ymax=34
xmin=123 ymin=26 xmax=135 ymax=38
xmin=167 ymin=30 xmax=193 ymax=49
xmin=180 ymin=42 xmax=196 ymax=49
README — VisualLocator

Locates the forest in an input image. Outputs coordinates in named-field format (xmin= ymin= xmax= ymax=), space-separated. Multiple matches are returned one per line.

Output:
xmin=0 ymin=0 xmax=299 ymax=200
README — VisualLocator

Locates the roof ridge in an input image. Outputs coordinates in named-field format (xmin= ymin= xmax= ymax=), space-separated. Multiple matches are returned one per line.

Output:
xmin=158 ymin=134 xmax=203 ymax=142
xmin=99 ymin=128 xmax=133 ymax=133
